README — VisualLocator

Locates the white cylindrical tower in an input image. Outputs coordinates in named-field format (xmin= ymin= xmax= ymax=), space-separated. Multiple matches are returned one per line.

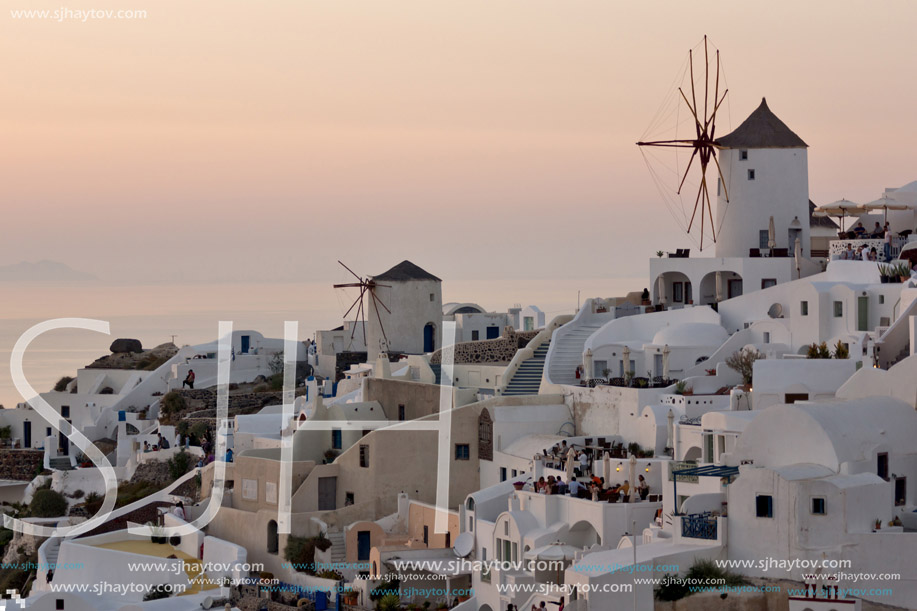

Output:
xmin=366 ymin=261 xmax=443 ymax=360
xmin=714 ymin=98 xmax=810 ymax=259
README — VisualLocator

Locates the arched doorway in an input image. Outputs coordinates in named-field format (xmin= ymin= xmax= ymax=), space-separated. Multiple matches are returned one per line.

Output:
xmin=654 ymin=272 xmax=692 ymax=306
xmin=568 ymin=521 xmax=601 ymax=548
xmin=699 ymin=271 xmax=743 ymax=304
xmin=267 ymin=520 xmax=278 ymax=554
xmin=423 ymin=323 xmax=435 ymax=352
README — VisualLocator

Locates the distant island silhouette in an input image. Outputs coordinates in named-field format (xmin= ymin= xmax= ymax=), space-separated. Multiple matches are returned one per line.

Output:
xmin=0 ymin=260 xmax=97 ymax=283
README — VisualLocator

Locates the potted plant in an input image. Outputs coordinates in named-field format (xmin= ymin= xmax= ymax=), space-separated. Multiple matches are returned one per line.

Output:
xmin=897 ymin=262 xmax=912 ymax=283
xmin=875 ymin=518 xmax=882 ymax=531
xmin=148 ymin=522 xmax=166 ymax=544
xmin=512 ymin=481 xmax=525 ymax=491
xmin=656 ymin=250 xmax=664 ymax=258
xmin=879 ymin=264 xmax=892 ymax=283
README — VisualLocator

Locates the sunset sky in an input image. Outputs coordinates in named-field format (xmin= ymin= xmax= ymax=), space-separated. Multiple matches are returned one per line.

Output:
xmin=2 ymin=0 xmax=916 ymax=284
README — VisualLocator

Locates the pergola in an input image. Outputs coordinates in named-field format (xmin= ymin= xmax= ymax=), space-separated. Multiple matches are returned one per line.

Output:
xmin=671 ymin=464 xmax=740 ymax=515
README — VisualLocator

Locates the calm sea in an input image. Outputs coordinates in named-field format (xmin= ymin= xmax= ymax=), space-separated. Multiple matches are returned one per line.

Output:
xmin=0 ymin=277 xmax=644 ymax=409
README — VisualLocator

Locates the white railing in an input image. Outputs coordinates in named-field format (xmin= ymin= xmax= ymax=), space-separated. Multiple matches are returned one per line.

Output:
xmin=829 ymin=236 xmax=906 ymax=261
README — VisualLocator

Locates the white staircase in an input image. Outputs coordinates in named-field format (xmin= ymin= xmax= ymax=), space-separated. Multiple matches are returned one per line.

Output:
xmin=327 ymin=530 xmax=345 ymax=564
xmin=545 ymin=322 xmax=607 ymax=386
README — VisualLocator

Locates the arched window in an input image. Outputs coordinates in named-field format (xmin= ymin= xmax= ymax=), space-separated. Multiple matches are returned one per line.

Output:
xmin=478 ymin=409 xmax=493 ymax=461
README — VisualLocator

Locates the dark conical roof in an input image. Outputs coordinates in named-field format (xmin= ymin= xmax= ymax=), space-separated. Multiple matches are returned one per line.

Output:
xmin=716 ymin=98 xmax=807 ymax=149
xmin=373 ymin=260 xmax=441 ymax=282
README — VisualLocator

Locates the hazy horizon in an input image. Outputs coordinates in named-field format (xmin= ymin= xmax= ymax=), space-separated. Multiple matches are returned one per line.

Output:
xmin=2 ymin=1 xmax=917 ymax=285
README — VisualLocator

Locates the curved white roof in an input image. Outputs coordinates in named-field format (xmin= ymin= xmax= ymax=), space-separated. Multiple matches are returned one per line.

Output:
xmin=734 ymin=397 xmax=917 ymax=471
xmin=651 ymin=322 xmax=729 ymax=347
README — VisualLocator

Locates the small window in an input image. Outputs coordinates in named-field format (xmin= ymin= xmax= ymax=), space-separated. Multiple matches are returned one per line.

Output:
xmin=423 ymin=525 xmax=429 ymax=544
xmin=345 ymin=492 xmax=355 ymax=506
xmin=429 ymin=293 xmax=435 ymax=302
xmin=331 ymin=429 xmax=342 ymax=450
xmin=359 ymin=444 xmax=369 ymax=468
xmin=471 ymin=330 xmax=479 ymax=341
xmin=763 ymin=332 xmax=770 ymax=344
xmin=748 ymin=169 xmax=756 ymax=180
xmin=511 ymin=469 xmax=517 ymax=477
xmin=755 ymin=495 xmax=773 ymax=518
xmin=895 ymin=477 xmax=906 ymax=506
xmin=398 ymin=404 xmax=405 ymax=421
xmin=879 ymin=295 xmax=885 ymax=304
xmin=761 ymin=278 xmax=776 ymax=289
xmin=800 ymin=301 xmax=808 ymax=316
xmin=740 ymin=150 xmax=748 ymax=160
xmin=56 ymin=600 xmax=65 ymax=611
xmin=811 ymin=497 xmax=826 ymax=515
xmin=455 ymin=444 xmax=470 ymax=461
xmin=500 ymin=467 xmax=507 ymax=482
xmin=717 ymin=178 xmax=721 ymax=196
xmin=61 ymin=405 xmax=70 ymax=418
xmin=833 ymin=301 xmax=843 ymax=317
xmin=759 ymin=230 xmax=770 ymax=249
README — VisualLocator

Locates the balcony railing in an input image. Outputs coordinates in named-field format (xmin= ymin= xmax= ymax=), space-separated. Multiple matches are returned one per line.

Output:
xmin=681 ymin=513 xmax=718 ymax=540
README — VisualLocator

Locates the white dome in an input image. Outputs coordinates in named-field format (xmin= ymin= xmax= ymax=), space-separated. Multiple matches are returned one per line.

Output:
xmin=651 ymin=322 xmax=729 ymax=347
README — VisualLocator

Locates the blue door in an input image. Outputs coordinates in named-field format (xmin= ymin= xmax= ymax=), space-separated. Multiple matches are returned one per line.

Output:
xmin=357 ymin=530 xmax=371 ymax=561
xmin=423 ymin=324 xmax=434 ymax=352
xmin=486 ymin=326 xmax=500 ymax=340
xmin=240 ymin=335 xmax=250 ymax=354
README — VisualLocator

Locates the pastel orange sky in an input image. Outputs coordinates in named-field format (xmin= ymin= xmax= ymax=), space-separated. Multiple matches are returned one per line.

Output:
xmin=2 ymin=0 xmax=916 ymax=284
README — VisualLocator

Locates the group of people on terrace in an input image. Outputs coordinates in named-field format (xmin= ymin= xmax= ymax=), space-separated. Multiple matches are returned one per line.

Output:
xmin=837 ymin=221 xmax=893 ymax=261
xmin=532 ymin=473 xmax=649 ymax=503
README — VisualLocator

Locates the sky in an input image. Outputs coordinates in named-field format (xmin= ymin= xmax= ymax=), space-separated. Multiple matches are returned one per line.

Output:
xmin=2 ymin=0 xmax=916 ymax=285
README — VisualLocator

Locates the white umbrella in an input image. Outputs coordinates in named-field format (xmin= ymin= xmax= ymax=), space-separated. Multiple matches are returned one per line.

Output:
xmin=859 ymin=196 xmax=910 ymax=224
xmin=767 ymin=216 xmax=776 ymax=249
xmin=662 ymin=344 xmax=671 ymax=380
xmin=794 ymin=237 xmax=802 ymax=279
xmin=565 ymin=447 xmax=575 ymax=483
xmin=621 ymin=345 xmax=631 ymax=378
xmin=603 ymin=451 xmax=611 ymax=483
xmin=628 ymin=454 xmax=638 ymax=503
xmin=817 ymin=199 xmax=860 ymax=232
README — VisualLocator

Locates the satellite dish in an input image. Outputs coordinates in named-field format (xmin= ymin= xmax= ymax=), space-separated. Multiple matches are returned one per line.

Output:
xmin=767 ymin=303 xmax=784 ymax=319
xmin=201 ymin=597 xmax=214 ymax=610
xmin=453 ymin=532 xmax=474 ymax=558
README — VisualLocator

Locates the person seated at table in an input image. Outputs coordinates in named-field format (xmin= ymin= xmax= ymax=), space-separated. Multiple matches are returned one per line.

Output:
xmin=143 ymin=441 xmax=150 ymax=453
xmin=840 ymin=243 xmax=854 ymax=260
xmin=620 ymin=480 xmax=631 ymax=502
xmin=546 ymin=475 xmax=557 ymax=495
xmin=871 ymin=222 xmax=884 ymax=238
xmin=535 ymin=476 xmax=547 ymax=493
xmin=853 ymin=222 xmax=867 ymax=236
xmin=589 ymin=483 xmax=600 ymax=502
xmin=868 ymin=247 xmax=878 ymax=262
xmin=567 ymin=477 xmax=583 ymax=497
xmin=555 ymin=478 xmax=568 ymax=495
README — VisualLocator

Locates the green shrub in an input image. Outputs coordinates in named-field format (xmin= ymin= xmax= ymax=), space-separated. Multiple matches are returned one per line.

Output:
xmin=284 ymin=535 xmax=333 ymax=574
xmin=370 ymin=578 xmax=400 ymax=601
xmin=253 ymin=384 xmax=270 ymax=393
xmin=53 ymin=376 xmax=74 ymax=392
xmin=269 ymin=373 xmax=284 ymax=391
xmin=29 ymin=489 xmax=68 ymax=518
xmin=0 ymin=568 xmax=30 ymax=596
xmin=0 ymin=426 xmax=10 ymax=440
xmin=168 ymin=450 xmax=193 ymax=480
xmin=833 ymin=340 xmax=849 ymax=359
xmin=378 ymin=593 xmax=400 ymax=611
xmin=161 ymin=391 xmax=186 ymax=416
xmin=653 ymin=560 xmax=748 ymax=601
xmin=806 ymin=342 xmax=831 ymax=359
xmin=654 ymin=573 xmax=688 ymax=601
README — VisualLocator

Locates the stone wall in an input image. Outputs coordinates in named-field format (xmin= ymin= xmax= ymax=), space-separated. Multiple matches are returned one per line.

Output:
xmin=0 ymin=450 xmax=44 ymax=481
xmin=177 ymin=389 xmax=284 ymax=417
xmin=430 ymin=329 xmax=539 ymax=365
